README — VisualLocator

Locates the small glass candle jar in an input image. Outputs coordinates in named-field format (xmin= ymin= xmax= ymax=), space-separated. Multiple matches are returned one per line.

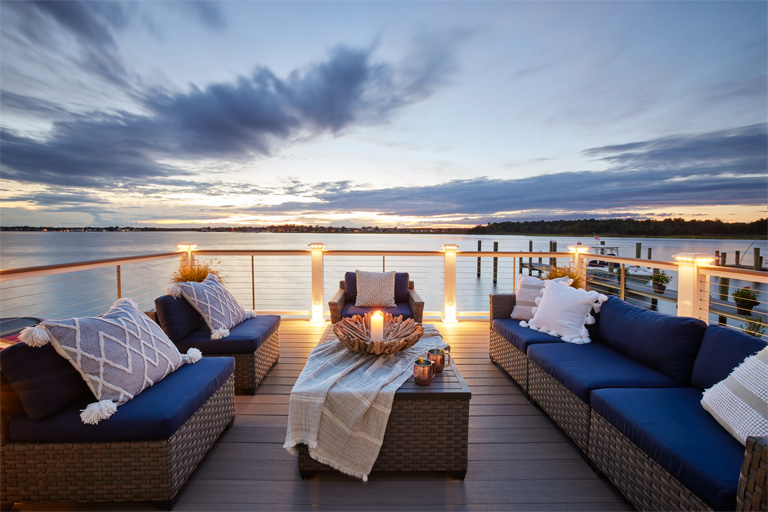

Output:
xmin=413 ymin=359 xmax=435 ymax=386
xmin=427 ymin=348 xmax=450 ymax=373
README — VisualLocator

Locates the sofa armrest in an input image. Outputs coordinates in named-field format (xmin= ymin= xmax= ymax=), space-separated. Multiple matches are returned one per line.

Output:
xmin=408 ymin=289 xmax=424 ymax=323
xmin=490 ymin=294 xmax=516 ymax=319
xmin=1 ymin=373 xmax=23 ymax=446
xmin=329 ymin=289 xmax=346 ymax=324
xmin=739 ymin=436 xmax=768 ymax=511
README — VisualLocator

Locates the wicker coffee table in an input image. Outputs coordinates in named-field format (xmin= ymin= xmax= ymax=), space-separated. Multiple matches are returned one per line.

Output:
xmin=297 ymin=325 xmax=471 ymax=479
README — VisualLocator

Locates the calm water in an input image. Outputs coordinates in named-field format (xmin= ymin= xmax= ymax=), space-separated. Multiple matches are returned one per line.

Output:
xmin=1 ymin=232 xmax=765 ymax=322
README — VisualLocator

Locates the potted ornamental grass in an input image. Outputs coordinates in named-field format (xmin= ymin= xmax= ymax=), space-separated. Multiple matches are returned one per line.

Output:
xmin=172 ymin=259 xmax=224 ymax=283
xmin=652 ymin=270 xmax=671 ymax=295
xmin=732 ymin=286 xmax=758 ymax=316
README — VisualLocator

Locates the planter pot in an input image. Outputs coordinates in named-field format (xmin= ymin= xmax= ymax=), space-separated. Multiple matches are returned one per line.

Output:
xmin=652 ymin=282 xmax=667 ymax=295
xmin=735 ymin=300 xmax=756 ymax=316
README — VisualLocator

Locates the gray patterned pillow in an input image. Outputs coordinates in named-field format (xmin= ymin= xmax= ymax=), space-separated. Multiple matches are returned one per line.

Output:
xmin=355 ymin=270 xmax=397 ymax=307
xmin=170 ymin=273 xmax=251 ymax=340
xmin=702 ymin=346 xmax=768 ymax=445
xmin=511 ymin=275 xmax=573 ymax=321
xmin=19 ymin=298 xmax=200 ymax=424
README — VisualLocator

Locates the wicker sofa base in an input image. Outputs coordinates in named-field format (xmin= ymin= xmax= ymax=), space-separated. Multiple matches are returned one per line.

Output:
xmin=214 ymin=330 xmax=279 ymax=394
xmin=1 ymin=374 xmax=235 ymax=508
xmin=298 ymin=398 xmax=469 ymax=479
xmin=489 ymin=327 xmax=529 ymax=393
xmin=528 ymin=360 xmax=591 ymax=453
xmin=589 ymin=410 xmax=711 ymax=511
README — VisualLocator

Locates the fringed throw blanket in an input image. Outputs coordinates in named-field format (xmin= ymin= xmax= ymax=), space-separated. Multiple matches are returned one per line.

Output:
xmin=284 ymin=325 xmax=447 ymax=481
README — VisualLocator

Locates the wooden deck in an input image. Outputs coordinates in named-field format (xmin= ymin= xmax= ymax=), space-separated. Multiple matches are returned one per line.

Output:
xmin=14 ymin=320 xmax=633 ymax=511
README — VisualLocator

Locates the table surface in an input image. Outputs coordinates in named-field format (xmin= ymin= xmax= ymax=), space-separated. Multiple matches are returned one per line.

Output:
xmin=318 ymin=323 xmax=471 ymax=400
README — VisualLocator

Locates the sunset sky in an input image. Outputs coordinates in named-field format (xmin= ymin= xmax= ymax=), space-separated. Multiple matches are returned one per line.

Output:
xmin=1 ymin=1 xmax=766 ymax=228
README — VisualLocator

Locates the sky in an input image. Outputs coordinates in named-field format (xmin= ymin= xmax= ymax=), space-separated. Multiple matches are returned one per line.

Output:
xmin=1 ymin=0 xmax=766 ymax=228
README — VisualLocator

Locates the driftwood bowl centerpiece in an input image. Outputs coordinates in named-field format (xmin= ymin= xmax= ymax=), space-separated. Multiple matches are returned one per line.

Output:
xmin=333 ymin=312 xmax=424 ymax=355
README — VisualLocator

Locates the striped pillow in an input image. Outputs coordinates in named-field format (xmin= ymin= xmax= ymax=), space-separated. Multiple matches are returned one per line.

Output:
xmin=701 ymin=346 xmax=768 ymax=445
xmin=511 ymin=276 xmax=572 ymax=321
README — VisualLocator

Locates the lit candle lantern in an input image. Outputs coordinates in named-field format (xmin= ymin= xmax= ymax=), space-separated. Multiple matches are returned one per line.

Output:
xmin=370 ymin=311 xmax=384 ymax=341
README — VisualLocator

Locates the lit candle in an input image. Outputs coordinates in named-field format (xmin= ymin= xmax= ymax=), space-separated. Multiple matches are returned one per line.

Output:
xmin=371 ymin=311 xmax=384 ymax=341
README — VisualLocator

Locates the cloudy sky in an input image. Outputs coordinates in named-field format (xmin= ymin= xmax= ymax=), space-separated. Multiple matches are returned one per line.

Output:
xmin=1 ymin=1 xmax=766 ymax=228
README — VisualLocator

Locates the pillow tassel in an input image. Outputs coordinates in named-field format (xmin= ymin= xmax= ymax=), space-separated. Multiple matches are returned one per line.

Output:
xmin=113 ymin=297 xmax=139 ymax=309
xmin=182 ymin=347 xmax=203 ymax=364
xmin=211 ymin=327 xmax=230 ymax=340
xmin=519 ymin=321 xmax=529 ymax=328
xmin=585 ymin=314 xmax=595 ymax=325
xmin=19 ymin=324 xmax=51 ymax=347
xmin=592 ymin=294 xmax=608 ymax=313
xmin=167 ymin=284 xmax=183 ymax=298
xmin=80 ymin=400 xmax=117 ymax=425
xmin=246 ymin=311 xmax=257 ymax=319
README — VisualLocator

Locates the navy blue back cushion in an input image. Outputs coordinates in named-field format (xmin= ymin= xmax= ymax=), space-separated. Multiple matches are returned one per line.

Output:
xmin=0 ymin=342 xmax=91 ymax=420
xmin=9 ymin=357 xmax=234 ymax=442
xmin=598 ymin=296 xmax=706 ymax=383
xmin=344 ymin=272 xmax=410 ymax=303
xmin=691 ymin=324 xmax=767 ymax=390
xmin=155 ymin=294 xmax=205 ymax=343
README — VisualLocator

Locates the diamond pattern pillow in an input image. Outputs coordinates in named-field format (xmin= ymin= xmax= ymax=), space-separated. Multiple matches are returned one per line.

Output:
xmin=19 ymin=298 xmax=200 ymax=424
xmin=170 ymin=273 xmax=250 ymax=339
xmin=355 ymin=270 xmax=397 ymax=307
xmin=702 ymin=346 xmax=768 ymax=445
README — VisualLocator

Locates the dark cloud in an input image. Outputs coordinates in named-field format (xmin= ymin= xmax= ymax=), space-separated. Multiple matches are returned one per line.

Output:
xmin=1 ymin=43 xmax=457 ymax=187
xmin=30 ymin=0 xmax=128 ymax=48
xmin=166 ymin=1 xmax=226 ymax=32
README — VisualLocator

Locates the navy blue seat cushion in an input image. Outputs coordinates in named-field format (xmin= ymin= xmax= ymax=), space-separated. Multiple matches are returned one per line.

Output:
xmin=691 ymin=324 xmax=767 ymax=390
xmin=341 ymin=302 xmax=413 ymax=320
xmin=176 ymin=315 xmax=281 ymax=354
xmin=155 ymin=294 xmax=206 ymax=343
xmin=591 ymin=387 xmax=744 ymax=510
xmin=9 ymin=357 xmax=234 ymax=442
xmin=0 ymin=342 xmax=91 ymax=420
xmin=344 ymin=272 xmax=410 ymax=303
xmin=528 ymin=342 xmax=684 ymax=403
xmin=492 ymin=318 xmax=562 ymax=352
xmin=598 ymin=296 xmax=706 ymax=383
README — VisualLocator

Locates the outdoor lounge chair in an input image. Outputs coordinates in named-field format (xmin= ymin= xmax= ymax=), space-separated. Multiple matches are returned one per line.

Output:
xmin=328 ymin=271 xmax=424 ymax=324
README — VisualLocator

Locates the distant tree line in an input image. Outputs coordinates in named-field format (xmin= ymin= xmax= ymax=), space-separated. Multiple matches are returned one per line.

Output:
xmin=469 ymin=218 xmax=768 ymax=238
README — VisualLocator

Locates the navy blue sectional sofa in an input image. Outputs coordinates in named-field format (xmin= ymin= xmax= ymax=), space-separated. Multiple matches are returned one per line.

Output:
xmin=0 ymin=342 xmax=235 ymax=509
xmin=490 ymin=294 xmax=767 ymax=511
xmin=328 ymin=272 xmax=425 ymax=324
xmin=155 ymin=295 xmax=280 ymax=394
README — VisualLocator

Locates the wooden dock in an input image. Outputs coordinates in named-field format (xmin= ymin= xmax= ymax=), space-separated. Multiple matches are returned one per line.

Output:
xmin=13 ymin=320 xmax=632 ymax=511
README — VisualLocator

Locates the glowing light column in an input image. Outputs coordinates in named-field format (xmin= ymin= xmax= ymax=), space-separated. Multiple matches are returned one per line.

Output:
xmin=176 ymin=243 xmax=198 ymax=268
xmin=568 ymin=244 xmax=590 ymax=289
xmin=309 ymin=243 xmax=326 ymax=323
xmin=673 ymin=253 xmax=715 ymax=321
xmin=442 ymin=244 xmax=459 ymax=323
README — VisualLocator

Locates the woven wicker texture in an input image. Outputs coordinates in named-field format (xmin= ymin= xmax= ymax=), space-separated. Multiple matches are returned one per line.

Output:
xmin=738 ymin=436 xmax=768 ymax=511
xmin=489 ymin=294 xmax=516 ymax=319
xmin=328 ymin=280 xmax=424 ymax=324
xmin=1 ymin=374 xmax=235 ymax=506
xmin=489 ymin=327 xmax=528 ymax=392
xmin=298 ymin=398 xmax=469 ymax=478
xmin=589 ymin=410 xmax=711 ymax=512
xmin=214 ymin=329 xmax=279 ymax=394
xmin=528 ymin=360 xmax=591 ymax=453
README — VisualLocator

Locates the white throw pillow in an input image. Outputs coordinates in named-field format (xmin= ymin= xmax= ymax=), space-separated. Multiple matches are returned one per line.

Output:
xmin=169 ymin=273 xmax=251 ymax=340
xmin=355 ymin=270 xmax=397 ymax=307
xmin=524 ymin=281 xmax=606 ymax=344
xmin=511 ymin=276 xmax=573 ymax=321
xmin=19 ymin=298 xmax=201 ymax=424
xmin=701 ymin=346 xmax=768 ymax=445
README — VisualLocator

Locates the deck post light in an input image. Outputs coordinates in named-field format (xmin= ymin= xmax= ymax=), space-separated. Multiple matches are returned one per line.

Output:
xmin=442 ymin=244 xmax=459 ymax=323
xmin=309 ymin=243 xmax=326 ymax=323
xmin=176 ymin=243 xmax=198 ymax=268
xmin=568 ymin=244 xmax=590 ymax=289
xmin=673 ymin=253 xmax=715 ymax=321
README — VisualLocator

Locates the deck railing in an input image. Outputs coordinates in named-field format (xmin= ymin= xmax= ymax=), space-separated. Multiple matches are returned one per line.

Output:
xmin=1 ymin=244 xmax=766 ymax=339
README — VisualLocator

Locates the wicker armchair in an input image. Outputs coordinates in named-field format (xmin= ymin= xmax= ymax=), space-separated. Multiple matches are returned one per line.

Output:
xmin=329 ymin=272 xmax=424 ymax=324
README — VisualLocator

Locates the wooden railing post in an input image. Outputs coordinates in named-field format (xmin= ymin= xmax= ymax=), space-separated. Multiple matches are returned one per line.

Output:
xmin=116 ymin=265 xmax=122 ymax=300
xmin=309 ymin=243 xmax=326 ymax=323
xmin=673 ymin=253 xmax=715 ymax=321
xmin=442 ymin=244 xmax=458 ymax=323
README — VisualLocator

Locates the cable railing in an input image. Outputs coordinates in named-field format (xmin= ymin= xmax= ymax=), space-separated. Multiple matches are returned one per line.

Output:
xmin=1 ymin=245 xmax=765 ymax=340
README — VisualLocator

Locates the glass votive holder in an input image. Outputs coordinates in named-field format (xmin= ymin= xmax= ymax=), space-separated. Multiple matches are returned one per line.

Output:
xmin=413 ymin=358 xmax=435 ymax=386
xmin=427 ymin=348 xmax=450 ymax=373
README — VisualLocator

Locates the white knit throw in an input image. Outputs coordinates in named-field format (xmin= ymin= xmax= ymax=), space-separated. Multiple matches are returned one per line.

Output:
xmin=284 ymin=325 xmax=447 ymax=481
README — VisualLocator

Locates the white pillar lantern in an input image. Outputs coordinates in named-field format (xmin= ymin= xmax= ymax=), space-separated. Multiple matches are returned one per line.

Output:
xmin=309 ymin=243 xmax=326 ymax=323
xmin=568 ymin=244 xmax=590 ymax=289
xmin=442 ymin=244 xmax=459 ymax=323
xmin=673 ymin=253 xmax=715 ymax=321
xmin=176 ymin=243 xmax=198 ymax=268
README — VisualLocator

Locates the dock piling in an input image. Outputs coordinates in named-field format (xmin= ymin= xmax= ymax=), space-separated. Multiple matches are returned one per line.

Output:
xmin=493 ymin=242 xmax=499 ymax=285
xmin=477 ymin=240 xmax=482 ymax=278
